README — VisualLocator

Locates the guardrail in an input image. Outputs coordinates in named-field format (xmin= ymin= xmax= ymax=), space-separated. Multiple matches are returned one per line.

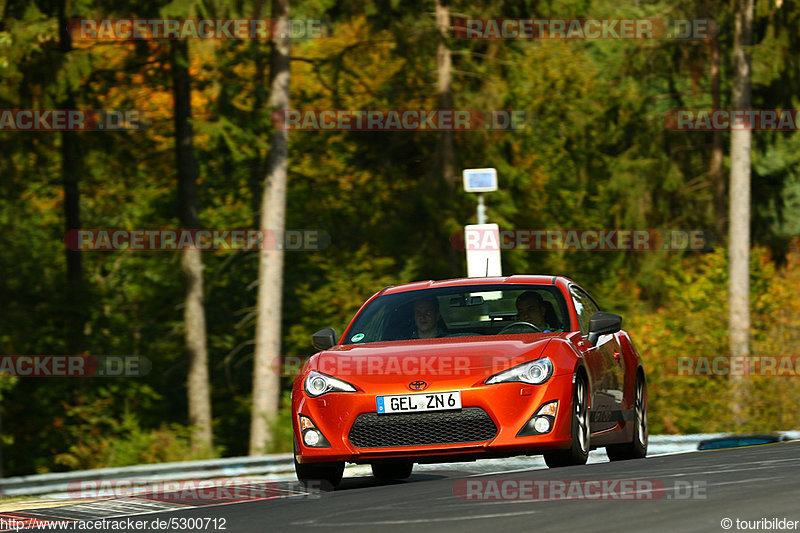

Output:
xmin=2 ymin=431 xmax=797 ymax=498
xmin=0 ymin=454 xmax=294 ymax=498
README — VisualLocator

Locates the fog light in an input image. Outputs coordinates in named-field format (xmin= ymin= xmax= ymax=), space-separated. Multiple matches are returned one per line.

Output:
xmin=297 ymin=415 xmax=331 ymax=447
xmin=517 ymin=400 xmax=559 ymax=437
xmin=533 ymin=416 xmax=551 ymax=433
xmin=303 ymin=429 xmax=321 ymax=446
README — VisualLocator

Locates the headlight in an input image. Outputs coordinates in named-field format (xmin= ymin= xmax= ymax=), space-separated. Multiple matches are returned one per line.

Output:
xmin=303 ymin=370 xmax=357 ymax=397
xmin=485 ymin=357 xmax=554 ymax=385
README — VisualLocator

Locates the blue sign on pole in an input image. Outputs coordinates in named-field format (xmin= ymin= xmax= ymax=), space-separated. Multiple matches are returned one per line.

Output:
xmin=462 ymin=168 xmax=497 ymax=192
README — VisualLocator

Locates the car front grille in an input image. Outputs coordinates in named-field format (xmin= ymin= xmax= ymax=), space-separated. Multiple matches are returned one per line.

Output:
xmin=348 ymin=407 xmax=498 ymax=448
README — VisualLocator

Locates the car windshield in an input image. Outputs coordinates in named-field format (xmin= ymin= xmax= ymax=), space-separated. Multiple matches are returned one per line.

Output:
xmin=342 ymin=284 xmax=571 ymax=345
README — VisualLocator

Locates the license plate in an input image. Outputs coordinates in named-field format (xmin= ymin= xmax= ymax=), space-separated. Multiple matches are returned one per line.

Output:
xmin=376 ymin=391 xmax=462 ymax=414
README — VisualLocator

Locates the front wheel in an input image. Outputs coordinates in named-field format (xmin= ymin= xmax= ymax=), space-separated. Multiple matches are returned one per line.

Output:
xmin=606 ymin=374 xmax=648 ymax=461
xmin=371 ymin=461 xmax=413 ymax=481
xmin=294 ymin=446 xmax=345 ymax=489
xmin=544 ymin=374 xmax=590 ymax=468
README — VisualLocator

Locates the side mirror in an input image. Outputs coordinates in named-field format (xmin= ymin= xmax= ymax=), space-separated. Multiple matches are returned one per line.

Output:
xmin=312 ymin=328 xmax=338 ymax=351
xmin=587 ymin=312 xmax=622 ymax=345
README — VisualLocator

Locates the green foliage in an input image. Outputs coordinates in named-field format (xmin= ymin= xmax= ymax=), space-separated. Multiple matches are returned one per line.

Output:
xmin=629 ymin=244 xmax=800 ymax=434
xmin=265 ymin=391 xmax=295 ymax=454
xmin=53 ymin=385 xmax=220 ymax=471
xmin=54 ymin=411 xmax=217 ymax=470
xmin=284 ymin=246 xmax=418 ymax=356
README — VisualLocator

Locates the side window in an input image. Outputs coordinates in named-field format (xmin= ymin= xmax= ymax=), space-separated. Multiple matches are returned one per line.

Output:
xmin=540 ymin=292 xmax=568 ymax=331
xmin=570 ymin=286 xmax=600 ymax=335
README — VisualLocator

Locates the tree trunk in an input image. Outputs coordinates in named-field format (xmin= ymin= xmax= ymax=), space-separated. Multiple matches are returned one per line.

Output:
xmin=434 ymin=0 xmax=463 ymax=275
xmin=250 ymin=0 xmax=267 ymax=227
xmin=250 ymin=0 xmax=291 ymax=456
xmin=58 ymin=0 xmax=85 ymax=355
xmin=728 ymin=0 xmax=753 ymax=426
xmin=171 ymin=39 xmax=213 ymax=452
xmin=709 ymin=29 xmax=726 ymax=239
xmin=435 ymin=0 xmax=455 ymax=189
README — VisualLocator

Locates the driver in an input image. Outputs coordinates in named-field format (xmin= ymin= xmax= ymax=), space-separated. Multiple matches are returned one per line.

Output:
xmin=412 ymin=298 xmax=445 ymax=339
xmin=515 ymin=291 xmax=547 ymax=329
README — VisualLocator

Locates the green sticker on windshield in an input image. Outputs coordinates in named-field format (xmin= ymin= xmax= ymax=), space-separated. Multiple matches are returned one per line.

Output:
xmin=351 ymin=333 xmax=365 ymax=342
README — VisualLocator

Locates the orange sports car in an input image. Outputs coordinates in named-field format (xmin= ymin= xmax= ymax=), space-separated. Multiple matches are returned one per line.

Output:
xmin=292 ymin=275 xmax=647 ymax=487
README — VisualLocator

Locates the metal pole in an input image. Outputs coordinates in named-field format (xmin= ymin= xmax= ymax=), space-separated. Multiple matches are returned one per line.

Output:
xmin=477 ymin=193 xmax=486 ymax=224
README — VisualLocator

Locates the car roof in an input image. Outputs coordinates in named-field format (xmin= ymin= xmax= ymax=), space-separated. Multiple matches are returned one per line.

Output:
xmin=380 ymin=275 xmax=573 ymax=295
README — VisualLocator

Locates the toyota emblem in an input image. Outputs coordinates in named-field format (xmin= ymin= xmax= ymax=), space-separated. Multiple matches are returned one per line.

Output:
xmin=408 ymin=380 xmax=428 ymax=391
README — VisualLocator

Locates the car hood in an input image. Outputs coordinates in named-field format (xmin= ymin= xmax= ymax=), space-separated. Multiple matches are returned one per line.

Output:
xmin=314 ymin=335 xmax=556 ymax=393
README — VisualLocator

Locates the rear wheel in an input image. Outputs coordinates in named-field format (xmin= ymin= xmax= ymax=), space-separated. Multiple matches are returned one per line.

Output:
xmin=606 ymin=374 xmax=648 ymax=461
xmin=544 ymin=374 xmax=590 ymax=468
xmin=294 ymin=445 xmax=345 ymax=489
xmin=371 ymin=461 xmax=413 ymax=481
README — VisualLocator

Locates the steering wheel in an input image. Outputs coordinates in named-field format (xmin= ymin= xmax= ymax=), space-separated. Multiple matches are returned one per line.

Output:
xmin=498 ymin=321 xmax=543 ymax=334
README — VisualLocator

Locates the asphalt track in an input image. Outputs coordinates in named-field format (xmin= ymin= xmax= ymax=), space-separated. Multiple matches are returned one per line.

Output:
xmin=10 ymin=441 xmax=800 ymax=533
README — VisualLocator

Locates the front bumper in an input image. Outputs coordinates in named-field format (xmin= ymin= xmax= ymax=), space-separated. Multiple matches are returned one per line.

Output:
xmin=293 ymin=372 xmax=575 ymax=464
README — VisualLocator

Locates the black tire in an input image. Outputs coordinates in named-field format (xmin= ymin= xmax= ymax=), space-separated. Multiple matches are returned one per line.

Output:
xmin=371 ymin=461 xmax=413 ymax=481
xmin=607 ymin=374 xmax=648 ymax=461
xmin=294 ymin=446 xmax=344 ymax=489
xmin=544 ymin=374 xmax=590 ymax=468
